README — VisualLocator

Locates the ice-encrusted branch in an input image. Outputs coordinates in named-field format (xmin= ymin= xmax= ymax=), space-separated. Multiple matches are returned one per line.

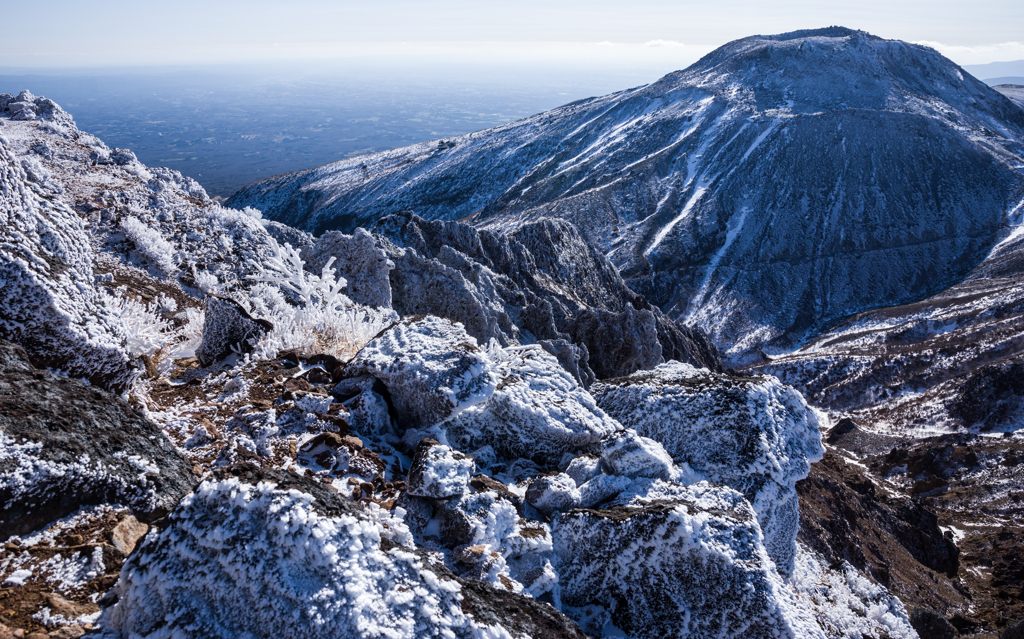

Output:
xmin=248 ymin=237 xmax=349 ymax=308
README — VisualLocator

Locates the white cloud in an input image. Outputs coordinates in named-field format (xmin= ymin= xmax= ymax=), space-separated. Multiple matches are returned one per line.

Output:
xmin=913 ymin=40 xmax=1024 ymax=65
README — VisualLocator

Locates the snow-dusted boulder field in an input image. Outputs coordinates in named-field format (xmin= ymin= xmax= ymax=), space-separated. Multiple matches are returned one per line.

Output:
xmin=0 ymin=88 xmax=921 ymax=639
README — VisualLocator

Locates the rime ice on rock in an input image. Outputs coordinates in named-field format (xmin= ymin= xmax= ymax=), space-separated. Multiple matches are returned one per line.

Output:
xmin=553 ymin=482 xmax=825 ymax=639
xmin=346 ymin=316 xmax=498 ymax=430
xmin=0 ymin=133 xmax=137 ymax=391
xmin=445 ymin=344 xmax=618 ymax=465
xmin=406 ymin=439 xmax=475 ymax=499
xmin=524 ymin=473 xmax=581 ymax=517
xmin=593 ymin=360 xmax=826 ymax=576
xmin=101 ymin=465 xmax=569 ymax=639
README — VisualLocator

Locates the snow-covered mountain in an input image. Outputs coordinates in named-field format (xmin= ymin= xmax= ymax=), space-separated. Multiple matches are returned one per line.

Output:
xmin=229 ymin=27 xmax=1024 ymax=361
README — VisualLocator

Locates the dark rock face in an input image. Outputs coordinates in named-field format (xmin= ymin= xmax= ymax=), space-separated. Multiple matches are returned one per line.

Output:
xmin=909 ymin=608 xmax=957 ymax=639
xmin=0 ymin=341 xmax=197 ymax=538
xmin=797 ymin=452 xmax=966 ymax=616
xmin=374 ymin=213 xmax=721 ymax=378
xmin=195 ymin=295 xmax=273 ymax=366
xmin=229 ymin=28 xmax=1024 ymax=357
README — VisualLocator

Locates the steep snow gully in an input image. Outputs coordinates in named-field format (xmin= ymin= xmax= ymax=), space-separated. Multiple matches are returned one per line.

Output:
xmin=3 ymin=24 xmax=1024 ymax=639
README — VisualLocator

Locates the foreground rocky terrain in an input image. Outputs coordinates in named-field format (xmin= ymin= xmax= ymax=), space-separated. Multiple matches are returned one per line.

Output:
xmin=0 ymin=90 xmax=931 ymax=638
xmin=229 ymin=27 xmax=1024 ymax=362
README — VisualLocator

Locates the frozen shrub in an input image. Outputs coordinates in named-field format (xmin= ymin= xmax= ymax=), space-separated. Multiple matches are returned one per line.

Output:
xmin=120 ymin=216 xmax=176 ymax=276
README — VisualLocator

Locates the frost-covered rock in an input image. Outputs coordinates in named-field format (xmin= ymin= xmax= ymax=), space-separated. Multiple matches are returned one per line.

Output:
xmin=445 ymin=344 xmax=618 ymax=465
xmin=305 ymin=228 xmax=393 ymax=308
xmin=0 ymin=131 xmax=137 ymax=390
xmin=195 ymin=295 xmax=273 ymax=367
xmin=407 ymin=439 xmax=475 ymax=499
xmin=346 ymin=316 xmax=498 ymax=429
xmin=593 ymin=360 xmax=826 ymax=575
xmin=385 ymin=241 xmax=523 ymax=347
xmin=332 ymin=375 xmax=394 ymax=434
xmin=598 ymin=429 xmax=694 ymax=483
xmin=524 ymin=473 xmax=581 ymax=517
xmin=0 ymin=341 xmax=196 ymax=538
xmin=554 ymin=482 xmax=824 ymax=639
xmin=0 ymin=91 xmax=75 ymax=129
xmin=102 ymin=463 xmax=586 ymax=639
xmin=436 ymin=489 xmax=554 ymax=594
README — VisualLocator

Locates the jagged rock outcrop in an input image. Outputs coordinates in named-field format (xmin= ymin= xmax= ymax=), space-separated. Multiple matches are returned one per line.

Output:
xmin=372 ymin=212 xmax=721 ymax=379
xmin=100 ymin=463 xmax=587 ymax=639
xmin=553 ymin=483 xmax=823 ymax=639
xmin=230 ymin=28 xmax=1024 ymax=359
xmin=0 ymin=341 xmax=196 ymax=538
xmin=592 ymin=361 xmax=825 ymax=575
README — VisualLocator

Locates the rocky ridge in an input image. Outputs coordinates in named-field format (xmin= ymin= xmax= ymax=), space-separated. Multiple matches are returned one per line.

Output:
xmin=228 ymin=27 xmax=1024 ymax=361
xmin=0 ymin=94 xmax=921 ymax=638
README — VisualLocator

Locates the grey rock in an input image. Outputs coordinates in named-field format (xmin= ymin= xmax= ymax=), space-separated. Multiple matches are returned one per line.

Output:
xmin=374 ymin=212 xmax=721 ymax=378
xmin=538 ymin=339 xmax=594 ymax=388
xmin=196 ymin=295 xmax=273 ymax=367
xmin=0 ymin=340 xmax=197 ymax=539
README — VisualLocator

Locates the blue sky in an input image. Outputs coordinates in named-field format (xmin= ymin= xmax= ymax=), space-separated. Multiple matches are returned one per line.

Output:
xmin=3 ymin=0 xmax=1022 ymax=69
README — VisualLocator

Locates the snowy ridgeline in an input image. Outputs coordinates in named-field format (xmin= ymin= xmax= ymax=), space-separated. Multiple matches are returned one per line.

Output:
xmin=0 ymin=92 xmax=917 ymax=638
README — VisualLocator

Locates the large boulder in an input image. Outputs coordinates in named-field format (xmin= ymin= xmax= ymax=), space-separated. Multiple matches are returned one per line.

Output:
xmin=445 ymin=344 xmax=618 ymax=465
xmin=593 ymin=361 xmax=825 ymax=576
xmin=345 ymin=316 xmax=498 ymax=430
xmin=102 ymin=463 xmax=586 ymax=638
xmin=0 ymin=129 xmax=137 ymax=391
xmin=0 ymin=341 xmax=196 ymax=539
xmin=553 ymin=482 xmax=823 ymax=639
